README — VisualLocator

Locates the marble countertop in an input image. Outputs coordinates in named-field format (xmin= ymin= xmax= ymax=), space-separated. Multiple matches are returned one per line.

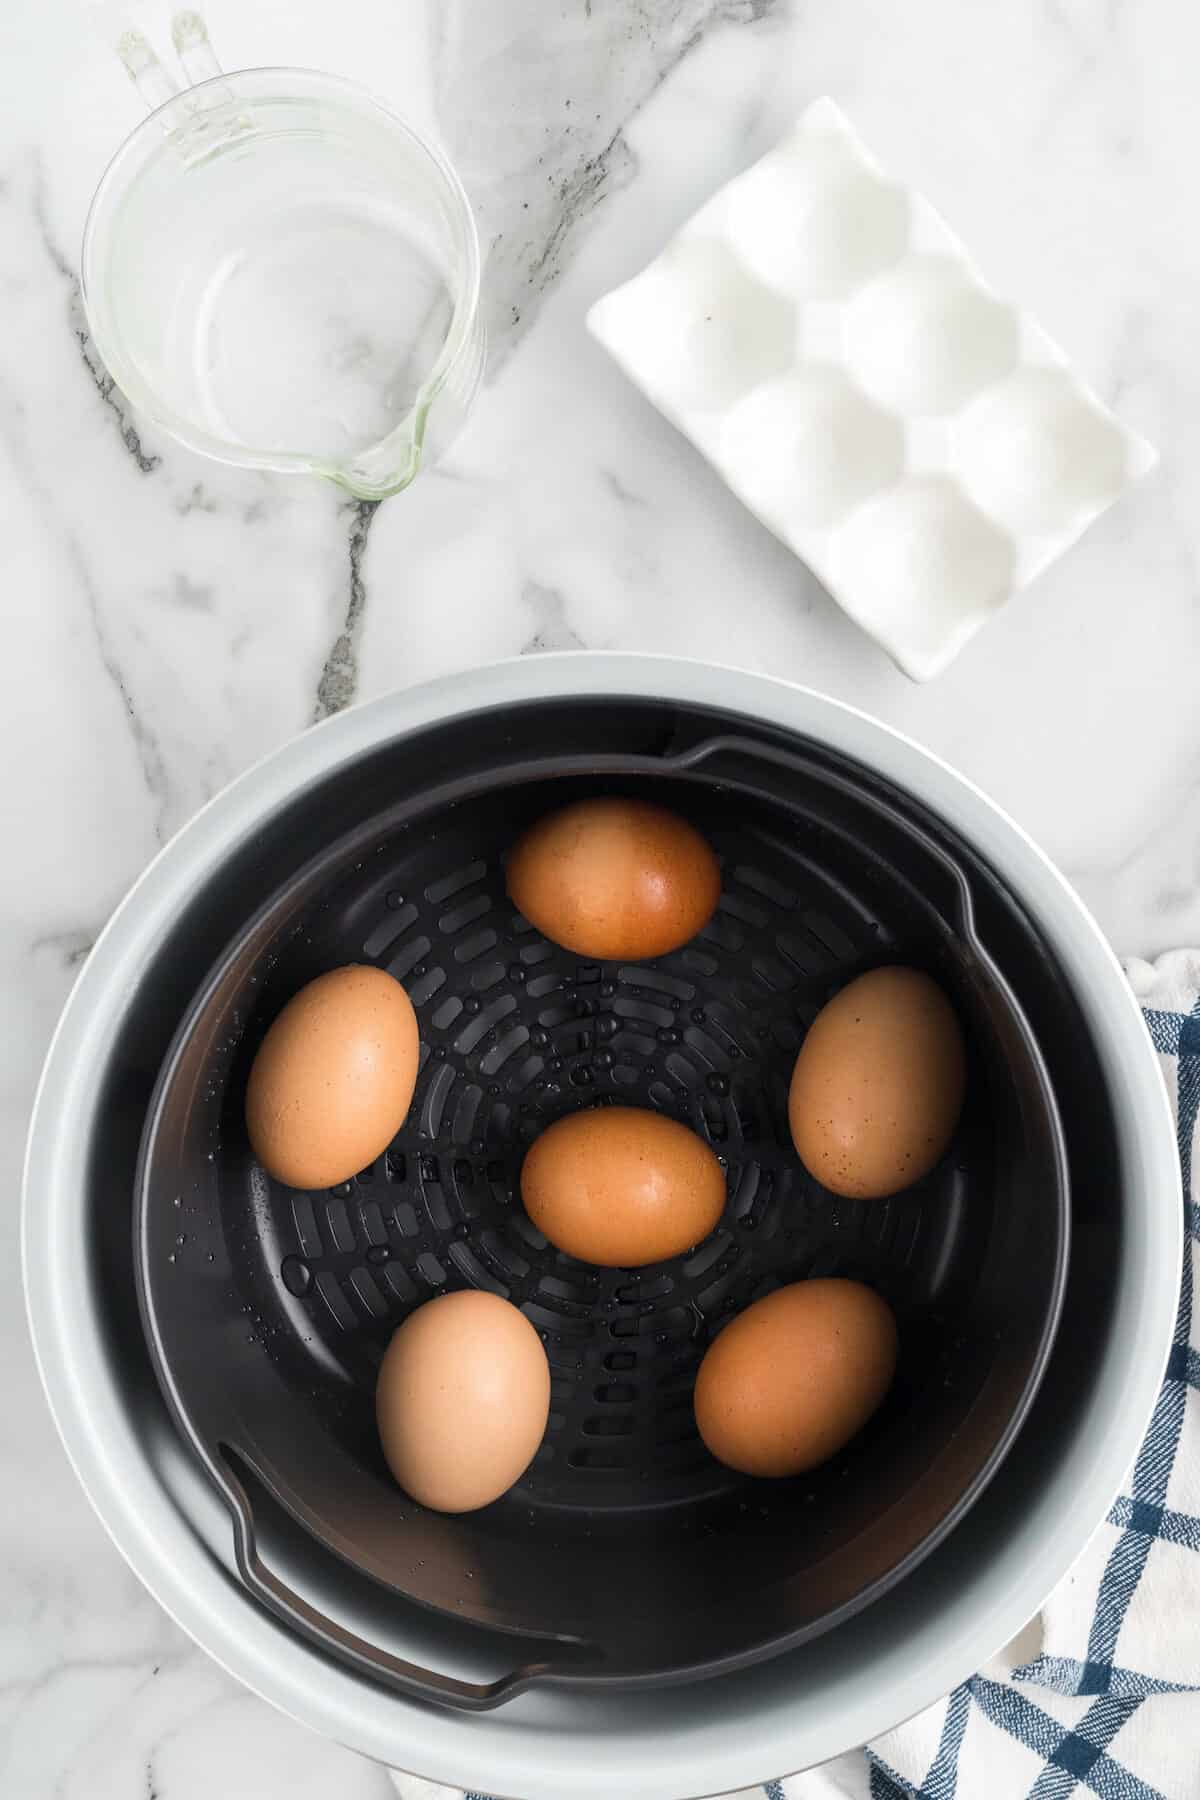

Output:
xmin=4 ymin=0 xmax=1198 ymax=1794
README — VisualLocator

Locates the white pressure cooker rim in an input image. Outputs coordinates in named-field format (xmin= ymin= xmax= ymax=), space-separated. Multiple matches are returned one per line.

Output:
xmin=23 ymin=655 xmax=1180 ymax=1800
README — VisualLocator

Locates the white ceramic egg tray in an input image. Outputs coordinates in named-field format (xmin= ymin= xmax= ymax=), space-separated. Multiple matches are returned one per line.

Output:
xmin=587 ymin=98 xmax=1157 ymax=680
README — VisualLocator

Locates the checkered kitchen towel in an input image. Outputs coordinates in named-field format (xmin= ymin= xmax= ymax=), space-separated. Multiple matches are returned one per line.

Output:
xmin=392 ymin=951 xmax=1200 ymax=1800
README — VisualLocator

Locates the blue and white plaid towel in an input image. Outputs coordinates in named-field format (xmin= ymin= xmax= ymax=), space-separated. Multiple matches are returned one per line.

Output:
xmin=391 ymin=951 xmax=1200 ymax=1800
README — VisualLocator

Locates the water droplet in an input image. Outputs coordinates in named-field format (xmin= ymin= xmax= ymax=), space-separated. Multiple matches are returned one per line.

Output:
xmin=706 ymin=1073 xmax=729 ymax=1096
xmin=413 ymin=962 xmax=427 ymax=978
xmin=465 ymin=996 xmax=481 ymax=1014
xmin=176 ymin=1234 xmax=186 ymax=1247
xmin=167 ymin=1252 xmax=176 ymax=1265
xmin=657 ymin=1028 xmax=680 ymax=1046
xmin=280 ymin=1255 xmax=313 ymax=1297
xmin=599 ymin=981 xmax=616 ymax=999
xmin=691 ymin=1007 xmax=707 ymax=1024
xmin=172 ymin=1195 xmax=182 ymax=1208
xmin=530 ymin=1029 xmax=549 ymax=1049
xmin=206 ymin=1252 xmax=215 ymax=1263
xmin=508 ymin=965 xmax=526 ymax=983
xmin=365 ymin=1244 xmax=390 ymax=1266
xmin=569 ymin=1066 xmax=593 ymax=1086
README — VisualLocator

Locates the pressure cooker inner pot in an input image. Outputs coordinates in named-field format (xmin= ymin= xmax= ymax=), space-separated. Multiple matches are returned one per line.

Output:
xmin=138 ymin=697 xmax=1066 ymax=1692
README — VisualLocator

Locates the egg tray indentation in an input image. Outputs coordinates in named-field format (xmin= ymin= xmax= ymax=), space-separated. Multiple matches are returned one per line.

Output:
xmin=587 ymin=97 xmax=1156 ymax=680
xmin=229 ymin=807 xmax=979 ymax=1516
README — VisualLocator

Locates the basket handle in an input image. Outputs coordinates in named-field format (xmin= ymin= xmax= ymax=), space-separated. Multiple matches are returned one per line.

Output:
xmin=658 ymin=730 xmax=981 ymax=941
xmin=218 ymin=1443 xmax=599 ymax=1711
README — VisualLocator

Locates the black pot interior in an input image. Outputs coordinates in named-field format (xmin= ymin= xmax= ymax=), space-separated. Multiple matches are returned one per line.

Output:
xmin=135 ymin=696 xmax=1068 ymax=1700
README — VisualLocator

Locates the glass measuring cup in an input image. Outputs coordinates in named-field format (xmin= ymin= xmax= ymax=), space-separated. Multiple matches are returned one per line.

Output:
xmin=83 ymin=33 xmax=483 ymax=500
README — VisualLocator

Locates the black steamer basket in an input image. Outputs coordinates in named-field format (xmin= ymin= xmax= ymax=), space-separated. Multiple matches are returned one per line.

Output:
xmin=135 ymin=697 xmax=1068 ymax=1709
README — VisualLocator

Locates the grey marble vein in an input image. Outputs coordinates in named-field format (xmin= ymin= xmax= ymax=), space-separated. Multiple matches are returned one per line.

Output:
xmin=173 ymin=483 xmax=220 ymax=516
xmin=30 ymin=928 xmax=96 ymax=969
xmin=521 ymin=578 xmax=586 ymax=652
xmin=434 ymin=0 xmax=781 ymax=361
xmin=602 ymin=467 xmax=650 ymax=508
xmin=313 ymin=500 xmax=379 ymax=720
xmin=29 ymin=153 xmax=161 ymax=475
xmin=70 ymin=530 xmax=173 ymax=843
xmin=162 ymin=573 xmax=216 ymax=613
xmin=0 ymin=345 xmax=172 ymax=844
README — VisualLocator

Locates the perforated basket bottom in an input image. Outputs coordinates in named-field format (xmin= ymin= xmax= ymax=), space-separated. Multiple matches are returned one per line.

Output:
xmin=226 ymin=780 xmax=983 ymax=1519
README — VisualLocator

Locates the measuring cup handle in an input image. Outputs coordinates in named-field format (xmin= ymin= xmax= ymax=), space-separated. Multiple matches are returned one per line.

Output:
xmin=105 ymin=22 xmax=179 ymax=111
xmin=93 ymin=5 xmax=224 ymax=112
xmin=172 ymin=10 xmax=223 ymax=85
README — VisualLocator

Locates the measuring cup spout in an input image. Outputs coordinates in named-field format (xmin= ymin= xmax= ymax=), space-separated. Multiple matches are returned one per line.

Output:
xmin=333 ymin=302 xmax=487 ymax=502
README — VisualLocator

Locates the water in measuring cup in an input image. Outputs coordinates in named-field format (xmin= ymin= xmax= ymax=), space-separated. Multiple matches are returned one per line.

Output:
xmin=191 ymin=200 xmax=453 ymax=458
xmin=115 ymin=106 xmax=459 ymax=465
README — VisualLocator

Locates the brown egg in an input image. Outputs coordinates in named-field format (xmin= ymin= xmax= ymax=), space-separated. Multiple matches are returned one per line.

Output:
xmin=521 ymin=1106 xmax=726 ymax=1267
xmin=376 ymin=1290 xmax=550 ymax=1512
xmin=788 ymin=966 xmax=966 ymax=1200
xmin=506 ymin=796 xmax=720 ymax=961
xmin=694 ymin=1279 xmax=898 ymax=1477
xmin=245 ymin=965 xmax=419 ymax=1190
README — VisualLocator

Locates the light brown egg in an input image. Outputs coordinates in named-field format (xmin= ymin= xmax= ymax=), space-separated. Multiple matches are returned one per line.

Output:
xmin=376 ymin=1290 xmax=551 ymax=1512
xmin=245 ymin=965 xmax=419 ymax=1190
xmin=694 ymin=1279 xmax=898 ymax=1477
xmin=521 ymin=1106 xmax=726 ymax=1267
xmin=506 ymin=796 xmax=720 ymax=961
xmin=788 ymin=966 xmax=966 ymax=1200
